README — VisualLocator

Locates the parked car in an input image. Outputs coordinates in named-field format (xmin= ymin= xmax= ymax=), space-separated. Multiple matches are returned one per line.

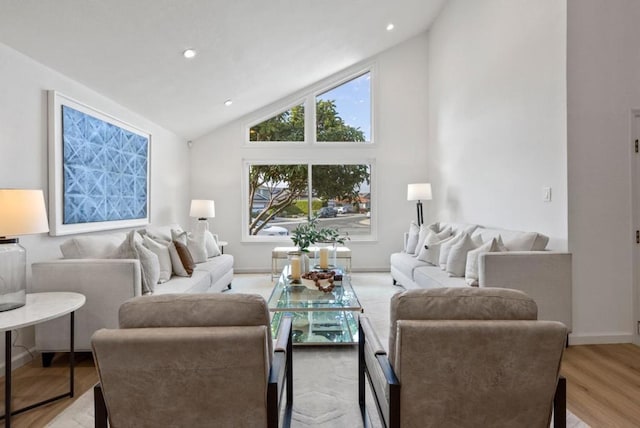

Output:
xmin=336 ymin=205 xmax=352 ymax=214
xmin=255 ymin=221 xmax=289 ymax=236
xmin=318 ymin=207 xmax=338 ymax=218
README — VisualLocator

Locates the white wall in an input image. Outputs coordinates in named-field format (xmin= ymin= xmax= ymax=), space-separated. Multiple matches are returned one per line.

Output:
xmin=567 ymin=0 xmax=640 ymax=344
xmin=426 ymin=0 xmax=568 ymax=250
xmin=190 ymin=33 xmax=430 ymax=272
xmin=0 ymin=42 xmax=190 ymax=364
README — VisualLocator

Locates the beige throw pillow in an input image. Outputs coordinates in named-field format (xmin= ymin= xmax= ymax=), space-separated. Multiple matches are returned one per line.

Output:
xmin=446 ymin=233 xmax=480 ymax=277
xmin=439 ymin=232 xmax=464 ymax=269
xmin=417 ymin=233 xmax=455 ymax=265
xmin=464 ymin=237 xmax=504 ymax=286
xmin=143 ymin=235 xmax=172 ymax=283
xmin=172 ymin=228 xmax=208 ymax=264
xmin=405 ymin=222 xmax=420 ymax=254
xmin=133 ymin=240 xmax=160 ymax=294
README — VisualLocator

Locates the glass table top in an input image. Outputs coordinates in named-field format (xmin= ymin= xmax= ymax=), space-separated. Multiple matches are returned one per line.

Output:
xmin=267 ymin=265 xmax=362 ymax=312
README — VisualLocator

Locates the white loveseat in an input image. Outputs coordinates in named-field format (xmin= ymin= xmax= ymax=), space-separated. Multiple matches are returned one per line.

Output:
xmin=31 ymin=225 xmax=234 ymax=357
xmin=390 ymin=222 xmax=572 ymax=332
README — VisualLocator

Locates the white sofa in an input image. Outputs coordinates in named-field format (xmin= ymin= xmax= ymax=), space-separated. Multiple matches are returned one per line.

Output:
xmin=390 ymin=222 xmax=572 ymax=331
xmin=31 ymin=225 xmax=234 ymax=357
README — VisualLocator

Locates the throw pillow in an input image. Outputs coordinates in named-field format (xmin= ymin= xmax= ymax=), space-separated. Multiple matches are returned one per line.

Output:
xmin=439 ymin=232 xmax=464 ymax=269
xmin=168 ymin=242 xmax=189 ymax=277
xmin=405 ymin=221 xmax=420 ymax=254
xmin=503 ymin=232 xmax=549 ymax=251
xmin=174 ymin=241 xmax=195 ymax=276
xmin=143 ymin=235 xmax=172 ymax=283
xmin=204 ymin=230 xmax=221 ymax=257
xmin=465 ymin=237 xmax=502 ymax=286
xmin=413 ymin=223 xmax=444 ymax=257
xmin=172 ymin=228 xmax=208 ymax=263
xmin=417 ymin=233 xmax=455 ymax=265
xmin=133 ymin=240 xmax=160 ymax=294
xmin=446 ymin=233 xmax=480 ymax=277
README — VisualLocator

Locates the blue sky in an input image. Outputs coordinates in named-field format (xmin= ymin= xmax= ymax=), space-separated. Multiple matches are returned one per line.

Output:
xmin=317 ymin=72 xmax=371 ymax=141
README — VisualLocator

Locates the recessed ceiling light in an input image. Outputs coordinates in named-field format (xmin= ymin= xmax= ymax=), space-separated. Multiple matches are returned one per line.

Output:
xmin=386 ymin=23 xmax=395 ymax=31
xmin=183 ymin=49 xmax=197 ymax=59
xmin=224 ymin=99 xmax=233 ymax=106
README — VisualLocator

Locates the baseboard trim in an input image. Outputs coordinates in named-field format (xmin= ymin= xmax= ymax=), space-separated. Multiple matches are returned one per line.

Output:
xmin=0 ymin=346 xmax=36 ymax=372
xmin=568 ymin=333 xmax=634 ymax=346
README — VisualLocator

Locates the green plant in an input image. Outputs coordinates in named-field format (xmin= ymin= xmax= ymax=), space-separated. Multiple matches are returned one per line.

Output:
xmin=290 ymin=216 xmax=349 ymax=252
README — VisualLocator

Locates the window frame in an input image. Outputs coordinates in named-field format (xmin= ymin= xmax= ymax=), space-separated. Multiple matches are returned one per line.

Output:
xmin=241 ymin=159 xmax=377 ymax=243
xmin=243 ymin=65 xmax=375 ymax=146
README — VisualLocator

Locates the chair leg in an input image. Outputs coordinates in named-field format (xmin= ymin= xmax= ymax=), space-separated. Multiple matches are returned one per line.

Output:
xmin=94 ymin=383 xmax=108 ymax=428
xmin=359 ymin=322 xmax=366 ymax=422
xmin=553 ymin=376 xmax=566 ymax=428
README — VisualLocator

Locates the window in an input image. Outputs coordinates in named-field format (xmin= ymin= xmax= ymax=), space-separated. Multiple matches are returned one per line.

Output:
xmin=316 ymin=72 xmax=371 ymax=143
xmin=249 ymin=104 xmax=304 ymax=142
xmin=246 ymin=163 xmax=371 ymax=239
xmin=246 ymin=69 xmax=372 ymax=145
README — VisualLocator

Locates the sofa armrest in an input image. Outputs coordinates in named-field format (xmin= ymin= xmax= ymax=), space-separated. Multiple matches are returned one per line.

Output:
xmin=31 ymin=259 xmax=142 ymax=351
xmin=478 ymin=251 xmax=572 ymax=331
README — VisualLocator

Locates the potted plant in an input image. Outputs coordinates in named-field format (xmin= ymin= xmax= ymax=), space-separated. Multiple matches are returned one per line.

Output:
xmin=290 ymin=215 xmax=349 ymax=253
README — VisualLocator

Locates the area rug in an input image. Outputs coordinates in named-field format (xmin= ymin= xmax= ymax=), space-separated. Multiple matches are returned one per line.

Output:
xmin=46 ymin=273 xmax=588 ymax=428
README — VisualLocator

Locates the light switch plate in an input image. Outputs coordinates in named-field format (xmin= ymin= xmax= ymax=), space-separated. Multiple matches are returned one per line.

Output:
xmin=542 ymin=187 xmax=552 ymax=202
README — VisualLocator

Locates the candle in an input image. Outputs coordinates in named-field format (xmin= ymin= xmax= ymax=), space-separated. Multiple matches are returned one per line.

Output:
xmin=319 ymin=248 xmax=329 ymax=269
xmin=290 ymin=256 xmax=301 ymax=280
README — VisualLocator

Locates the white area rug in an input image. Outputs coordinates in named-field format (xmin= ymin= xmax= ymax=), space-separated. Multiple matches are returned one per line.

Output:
xmin=46 ymin=273 xmax=588 ymax=428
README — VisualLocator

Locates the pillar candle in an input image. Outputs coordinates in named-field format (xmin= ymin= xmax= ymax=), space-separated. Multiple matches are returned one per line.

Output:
xmin=290 ymin=256 xmax=301 ymax=280
xmin=319 ymin=247 xmax=329 ymax=269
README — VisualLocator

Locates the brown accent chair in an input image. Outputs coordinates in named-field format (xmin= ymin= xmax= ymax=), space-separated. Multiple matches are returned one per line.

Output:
xmin=91 ymin=293 xmax=292 ymax=428
xmin=359 ymin=287 xmax=567 ymax=428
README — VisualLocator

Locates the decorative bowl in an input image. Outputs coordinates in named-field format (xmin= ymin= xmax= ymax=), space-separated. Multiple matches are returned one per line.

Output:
xmin=301 ymin=271 xmax=336 ymax=292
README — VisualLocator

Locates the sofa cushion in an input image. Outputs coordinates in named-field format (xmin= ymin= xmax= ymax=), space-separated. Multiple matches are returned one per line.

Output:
xmin=60 ymin=233 xmax=127 ymax=259
xmin=196 ymin=254 xmax=234 ymax=280
xmin=413 ymin=266 xmax=469 ymax=288
xmin=152 ymin=270 xmax=212 ymax=294
xmin=474 ymin=228 xmax=549 ymax=251
xmin=390 ymin=252 xmax=431 ymax=281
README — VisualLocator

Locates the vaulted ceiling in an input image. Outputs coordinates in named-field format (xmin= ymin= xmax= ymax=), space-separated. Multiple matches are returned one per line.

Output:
xmin=0 ymin=0 xmax=446 ymax=140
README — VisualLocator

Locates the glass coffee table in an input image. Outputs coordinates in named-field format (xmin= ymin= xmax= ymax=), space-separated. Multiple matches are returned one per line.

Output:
xmin=268 ymin=264 xmax=362 ymax=345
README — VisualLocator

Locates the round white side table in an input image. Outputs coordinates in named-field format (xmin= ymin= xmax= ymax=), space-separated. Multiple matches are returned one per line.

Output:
xmin=0 ymin=292 xmax=85 ymax=427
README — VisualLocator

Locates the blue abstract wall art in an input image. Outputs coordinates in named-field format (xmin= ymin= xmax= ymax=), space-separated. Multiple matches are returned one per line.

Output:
xmin=48 ymin=91 xmax=151 ymax=236
xmin=61 ymin=105 xmax=149 ymax=224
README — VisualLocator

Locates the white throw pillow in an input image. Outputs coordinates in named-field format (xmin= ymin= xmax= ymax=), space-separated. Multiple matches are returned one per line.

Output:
xmin=439 ymin=232 xmax=465 ymax=269
xmin=465 ymin=237 xmax=503 ymax=286
xmin=405 ymin=222 xmax=420 ymax=254
xmin=503 ymin=232 xmax=549 ymax=251
xmin=446 ymin=233 xmax=480 ymax=277
xmin=414 ymin=225 xmax=449 ymax=258
xmin=60 ymin=233 xmax=127 ymax=259
xmin=133 ymin=240 xmax=160 ymax=294
xmin=143 ymin=235 xmax=172 ymax=283
xmin=172 ymin=228 xmax=208 ymax=263
xmin=168 ymin=242 xmax=189 ymax=277
xmin=204 ymin=230 xmax=221 ymax=257
xmin=417 ymin=233 xmax=455 ymax=265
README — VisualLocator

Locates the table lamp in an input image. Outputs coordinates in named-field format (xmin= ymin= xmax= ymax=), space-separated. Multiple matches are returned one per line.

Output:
xmin=407 ymin=183 xmax=432 ymax=226
xmin=189 ymin=199 xmax=220 ymax=256
xmin=0 ymin=189 xmax=49 ymax=311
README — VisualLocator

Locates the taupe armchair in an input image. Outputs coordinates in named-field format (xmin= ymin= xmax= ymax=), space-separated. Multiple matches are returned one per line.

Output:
xmin=359 ymin=287 xmax=567 ymax=428
xmin=91 ymin=293 xmax=292 ymax=428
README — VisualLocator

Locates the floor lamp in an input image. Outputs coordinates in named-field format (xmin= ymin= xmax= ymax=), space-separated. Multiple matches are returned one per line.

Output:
xmin=407 ymin=183 xmax=432 ymax=226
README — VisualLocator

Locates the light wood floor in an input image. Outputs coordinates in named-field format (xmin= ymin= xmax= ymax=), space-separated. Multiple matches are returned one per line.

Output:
xmin=2 ymin=344 xmax=640 ymax=427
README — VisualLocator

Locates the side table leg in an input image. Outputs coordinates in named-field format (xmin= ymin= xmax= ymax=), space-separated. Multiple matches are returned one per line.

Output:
xmin=5 ymin=331 xmax=11 ymax=428
xmin=69 ymin=312 xmax=75 ymax=397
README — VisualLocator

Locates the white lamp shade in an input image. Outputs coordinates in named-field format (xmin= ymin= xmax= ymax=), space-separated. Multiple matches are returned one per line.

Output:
xmin=0 ymin=189 xmax=49 ymax=237
xmin=190 ymin=199 xmax=215 ymax=218
xmin=407 ymin=183 xmax=432 ymax=201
